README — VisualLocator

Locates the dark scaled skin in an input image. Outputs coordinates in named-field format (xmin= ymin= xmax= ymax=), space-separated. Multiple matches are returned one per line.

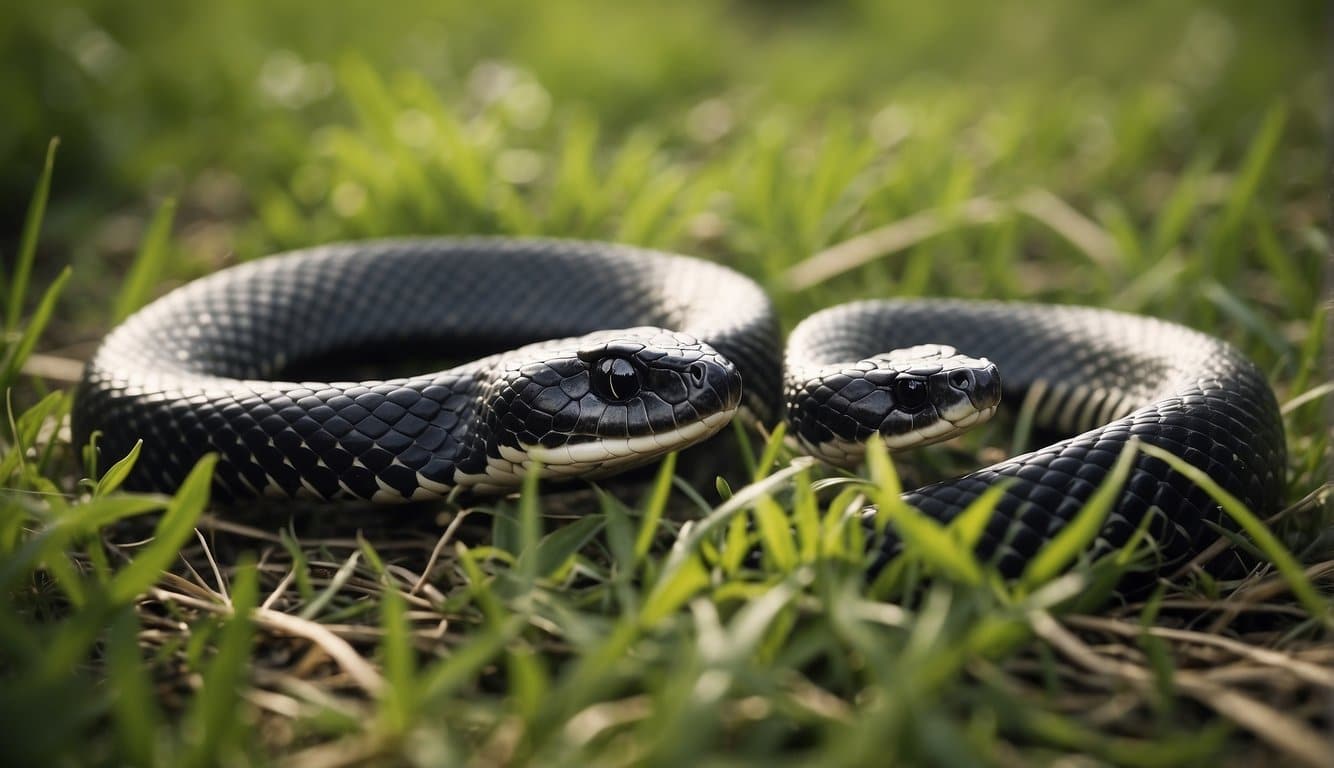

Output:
xmin=74 ymin=239 xmax=771 ymax=502
xmin=785 ymin=343 xmax=1001 ymax=466
xmin=76 ymin=238 xmax=1286 ymax=584
xmin=786 ymin=299 xmax=1285 ymax=577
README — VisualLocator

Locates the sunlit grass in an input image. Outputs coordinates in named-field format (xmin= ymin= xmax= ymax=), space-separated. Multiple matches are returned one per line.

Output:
xmin=1 ymin=0 xmax=1330 ymax=765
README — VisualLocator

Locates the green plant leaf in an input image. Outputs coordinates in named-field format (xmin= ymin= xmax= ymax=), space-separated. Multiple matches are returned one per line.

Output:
xmin=93 ymin=439 xmax=143 ymax=497
xmin=1021 ymin=439 xmax=1139 ymax=589
xmin=112 ymin=197 xmax=177 ymax=323
xmin=1138 ymin=442 xmax=1330 ymax=623
xmin=6 ymin=138 xmax=58 ymax=332
xmin=633 ymin=450 xmax=677 ymax=561
xmin=185 ymin=559 xmax=257 ymax=767
xmin=1 ymin=266 xmax=72 ymax=392
xmin=109 ymin=454 xmax=216 ymax=604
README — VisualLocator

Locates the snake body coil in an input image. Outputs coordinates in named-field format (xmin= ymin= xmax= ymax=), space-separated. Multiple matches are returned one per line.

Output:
xmin=75 ymin=238 xmax=1286 ymax=575
xmin=75 ymin=240 xmax=778 ymax=501
xmin=785 ymin=300 xmax=1285 ymax=573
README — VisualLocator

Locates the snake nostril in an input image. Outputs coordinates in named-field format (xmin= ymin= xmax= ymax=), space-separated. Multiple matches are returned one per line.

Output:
xmin=689 ymin=361 xmax=708 ymax=387
xmin=949 ymin=370 xmax=971 ymax=390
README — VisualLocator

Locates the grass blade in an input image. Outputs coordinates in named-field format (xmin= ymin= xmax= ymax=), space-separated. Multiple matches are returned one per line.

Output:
xmin=6 ymin=138 xmax=58 ymax=332
xmin=1 ymin=390 xmax=66 ymax=485
xmin=93 ymin=439 xmax=142 ymax=497
xmin=1211 ymin=104 xmax=1285 ymax=255
xmin=107 ymin=608 xmax=160 ymax=767
xmin=1138 ymin=443 xmax=1330 ymax=623
xmin=1 ymin=267 xmax=72 ymax=392
xmin=109 ymin=454 xmax=216 ymax=603
xmin=754 ymin=494 xmax=798 ymax=572
xmin=516 ymin=460 xmax=543 ymax=584
xmin=875 ymin=498 xmax=984 ymax=587
xmin=633 ymin=450 xmax=677 ymax=561
xmin=185 ymin=560 xmax=258 ymax=767
xmin=530 ymin=514 xmax=605 ymax=578
xmin=948 ymin=481 xmax=1010 ymax=552
xmin=112 ymin=197 xmax=177 ymax=323
xmin=1021 ymin=439 xmax=1138 ymax=589
xmin=751 ymin=421 xmax=788 ymax=481
xmin=377 ymin=585 xmax=417 ymax=734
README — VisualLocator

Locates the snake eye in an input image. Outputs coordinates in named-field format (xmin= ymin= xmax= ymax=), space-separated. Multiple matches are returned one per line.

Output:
xmin=895 ymin=378 xmax=929 ymax=412
xmin=593 ymin=357 xmax=642 ymax=401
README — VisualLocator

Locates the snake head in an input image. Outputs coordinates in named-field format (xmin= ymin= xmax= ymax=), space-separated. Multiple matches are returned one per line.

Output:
xmin=786 ymin=344 xmax=1001 ymax=467
xmin=460 ymin=327 xmax=742 ymax=488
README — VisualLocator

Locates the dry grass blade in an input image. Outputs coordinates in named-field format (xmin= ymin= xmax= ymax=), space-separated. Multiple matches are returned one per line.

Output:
xmin=1013 ymin=188 xmax=1120 ymax=270
xmin=565 ymin=694 xmax=654 ymax=745
xmin=19 ymin=352 xmax=84 ymax=383
xmin=1065 ymin=615 xmax=1334 ymax=688
xmin=1030 ymin=610 xmax=1332 ymax=768
xmin=782 ymin=197 xmax=1007 ymax=290
xmin=411 ymin=508 xmax=472 ymax=596
xmin=1207 ymin=560 xmax=1334 ymax=634
xmin=280 ymin=735 xmax=383 ymax=768
xmin=148 ymin=585 xmax=387 ymax=695
xmin=194 ymin=529 xmax=231 ymax=603
xmin=251 ymin=608 xmax=387 ymax=695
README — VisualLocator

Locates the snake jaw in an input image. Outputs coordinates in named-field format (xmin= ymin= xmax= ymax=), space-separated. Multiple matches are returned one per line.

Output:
xmin=785 ymin=344 xmax=1001 ymax=468
xmin=454 ymin=326 xmax=742 ymax=489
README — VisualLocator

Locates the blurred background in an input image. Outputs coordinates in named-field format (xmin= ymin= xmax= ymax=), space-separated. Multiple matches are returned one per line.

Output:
xmin=1 ymin=0 xmax=1326 ymax=346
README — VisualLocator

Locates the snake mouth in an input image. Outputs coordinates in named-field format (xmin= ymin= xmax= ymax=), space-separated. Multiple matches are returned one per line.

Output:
xmin=523 ymin=408 xmax=736 ymax=470
xmin=527 ymin=355 xmax=742 ymax=472
xmin=787 ymin=349 xmax=1001 ymax=466
xmin=461 ymin=339 xmax=743 ymax=489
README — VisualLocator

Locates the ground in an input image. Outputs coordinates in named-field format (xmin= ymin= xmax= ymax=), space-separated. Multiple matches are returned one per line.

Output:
xmin=0 ymin=1 xmax=1330 ymax=765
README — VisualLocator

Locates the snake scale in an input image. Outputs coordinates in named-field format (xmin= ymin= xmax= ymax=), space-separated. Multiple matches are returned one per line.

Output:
xmin=74 ymin=238 xmax=1286 ymax=576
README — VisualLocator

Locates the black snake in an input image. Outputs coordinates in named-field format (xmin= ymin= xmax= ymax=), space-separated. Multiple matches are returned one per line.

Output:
xmin=73 ymin=238 xmax=1286 ymax=575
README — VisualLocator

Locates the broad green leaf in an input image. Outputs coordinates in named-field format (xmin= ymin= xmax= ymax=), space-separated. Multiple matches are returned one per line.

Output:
xmin=640 ymin=553 xmax=711 ymax=625
xmin=792 ymin=470 xmax=821 ymax=561
xmin=752 ymin=420 xmax=788 ymax=481
xmin=720 ymin=507 xmax=750 ymax=575
xmin=863 ymin=436 xmax=903 ymax=534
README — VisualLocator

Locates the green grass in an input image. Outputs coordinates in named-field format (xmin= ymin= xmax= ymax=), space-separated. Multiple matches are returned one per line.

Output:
xmin=2 ymin=1 xmax=1331 ymax=765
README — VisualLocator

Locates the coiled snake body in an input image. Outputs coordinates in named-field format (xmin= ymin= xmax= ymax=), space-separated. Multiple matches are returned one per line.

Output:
xmin=75 ymin=239 xmax=1286 ymax=575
